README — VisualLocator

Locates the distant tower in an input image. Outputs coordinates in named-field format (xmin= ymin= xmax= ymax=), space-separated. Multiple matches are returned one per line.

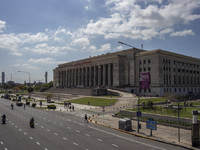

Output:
xmin=45 ymin=72 xmax=48 ymax=83
xmin=2 ymin=72 xmax=5 ymax=84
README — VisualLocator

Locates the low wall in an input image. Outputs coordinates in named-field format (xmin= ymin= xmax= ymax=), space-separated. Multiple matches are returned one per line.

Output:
xmin=118 ymin=110 xmax=192 ymax=124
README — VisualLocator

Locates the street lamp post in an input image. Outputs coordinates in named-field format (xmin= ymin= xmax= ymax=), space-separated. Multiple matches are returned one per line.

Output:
xmin=18 ymin=71 xmax=31 ymax=100
xmin=118 ymin=41 xmax=141 ymax=133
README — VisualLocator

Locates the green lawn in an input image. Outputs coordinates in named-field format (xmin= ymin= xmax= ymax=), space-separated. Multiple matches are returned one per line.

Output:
xmin=67 ymin=97 xmax=118 ymax=106
xmin=127 ymin=106 xmax=200 ymax=119
xmin=138 ymin=97 xmax=167 ymax=104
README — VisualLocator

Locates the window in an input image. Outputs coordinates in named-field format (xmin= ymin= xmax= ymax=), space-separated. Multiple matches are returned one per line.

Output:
xmin=163 ymin=59 xmax=165 ymax=63
xmin=148 ymin=67 xmax=151 ymax=71
xmin=149 ymin=88 xmax=151 ymax=92
xmin=143 ymin=60 xmax=146 ymax=64
xmin=143 ymin=67 xmax=146 ymax=71
xmin=148 ymin=59 xmax=151 ymax=63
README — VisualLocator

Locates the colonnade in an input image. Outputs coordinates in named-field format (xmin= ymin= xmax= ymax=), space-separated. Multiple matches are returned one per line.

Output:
xmin=58 ymin=63 xmax=113 ymax=87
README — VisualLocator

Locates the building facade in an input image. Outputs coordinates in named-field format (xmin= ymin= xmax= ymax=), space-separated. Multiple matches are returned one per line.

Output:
xmin=53 ymin=48 xmax=200 ymax=96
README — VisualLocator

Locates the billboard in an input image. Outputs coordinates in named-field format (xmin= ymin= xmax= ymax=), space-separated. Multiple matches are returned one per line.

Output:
xmin=140 ymin=72 xmax=150 ymax=89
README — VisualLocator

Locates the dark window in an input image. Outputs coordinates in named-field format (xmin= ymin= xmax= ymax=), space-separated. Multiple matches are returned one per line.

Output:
xmin=143 ymin=67 xmax=146 ymax=71
xmin=144 ymin=60 xmax=146 ymax=64
xmin=148 ymin=59 xmax=151 ymax=63
xmin=148 ymin=67 xmax=151 ymax=71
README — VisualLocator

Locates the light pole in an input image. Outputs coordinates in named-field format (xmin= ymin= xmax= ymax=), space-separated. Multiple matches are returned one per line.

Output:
xmin=118 ymin=41 xmax=141 ymax=133
xmin=18 ymin=71 xmax=31 ymax=100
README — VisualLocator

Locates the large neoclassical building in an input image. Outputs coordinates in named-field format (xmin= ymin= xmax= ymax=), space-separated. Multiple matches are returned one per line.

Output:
xmin=53 ymin=48 xmax=200 ymax=96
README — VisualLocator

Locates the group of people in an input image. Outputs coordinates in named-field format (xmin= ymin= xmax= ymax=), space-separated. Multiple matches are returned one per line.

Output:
xmin=64 ymin=102 xmax=75 ymax=111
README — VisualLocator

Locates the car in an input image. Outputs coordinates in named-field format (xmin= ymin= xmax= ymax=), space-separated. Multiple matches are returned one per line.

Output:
xmin=16 ymin=102 xmax=23 ymax=106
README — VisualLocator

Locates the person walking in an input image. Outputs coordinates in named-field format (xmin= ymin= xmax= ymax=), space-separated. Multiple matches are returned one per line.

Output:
xmin=24 ymin=104 xmax=26 ymax=110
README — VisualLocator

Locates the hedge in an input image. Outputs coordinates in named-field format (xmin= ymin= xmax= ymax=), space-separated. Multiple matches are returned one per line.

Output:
xmin=47 ymin=105 xmax=56 ymax=109
xmin=32 ymin=103 xmax=36 ymax=107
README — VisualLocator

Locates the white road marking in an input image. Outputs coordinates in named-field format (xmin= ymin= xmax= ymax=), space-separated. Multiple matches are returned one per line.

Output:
xmin=47 ymin=129 xmax=50 ymax=131
xmin=44 ymin=148 xmax=48 ymax=150
xmin=73 ymin=142 xmax=78 ymax=146
xmin=30 ymin=137 xmax=33 ymax=140
xmin=112 ymin=144 xmax=118 ymax=147
xmin=97 ymin=138 xmax=102 ymax=141
xmin=67 ymin=127 xmax=71 ymax=129
xmin=41 ymin=126 xmax=44 ymax=128
xmin=5 ymin=148 xmax=8 ymax=150
xmin=19 ymin=129 xmax=22 ymax=131
xmin=76 ymin=130 xmax=80 ymax=133
xmin=15 ymin=126 xmax=18 ymax=128
xmin=63 ymin=137 xmax=67 ymax=140
xmin=54 ymin=133 xmax=58 ymax=136
xmin=24 ymin=132 xmax=27 ymax=135
xmin=1 ymin=141 xmax=3 ymax=144
xmin=85 ymin=134 xmax=90 ymax=137
xmin=79 ymin=123 xmax=84 ymax=126
xmin=36 ymin=142 xmax=40 ymax=145
xmin=54 ymin=122 xmax=56 ymax=124
xmin=60 ymin=124 xmax=63 ymax=126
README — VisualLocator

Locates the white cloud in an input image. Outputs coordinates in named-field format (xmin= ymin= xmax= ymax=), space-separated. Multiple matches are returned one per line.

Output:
xmin=72 ymin=37 xmax=90 ymax=47
xmin=81 ymin=0 xmax=200 ymax=40
xmin=0 ymin=20 xmax=6 ymax=33
xmin=98 ymin=44 xmax=111 ymax=52
xmin=28 ymin=58 xmax=66 ymax=64
xmin=170 ymin=30 xmax=195 ymax=37
xmin=12 ymin=63 xmax=39 ymax=70
xmin=27 ymin=43 xmax=72 ymax=55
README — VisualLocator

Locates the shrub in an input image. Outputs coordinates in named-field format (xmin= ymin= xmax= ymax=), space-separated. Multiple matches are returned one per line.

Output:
xmin=47 ymin=105 xmax=56 ymax=110
xmin=32 ymin=103 xmax=36 ymax=107
xmin=1 ymin=96 xmax=3 ymax=98
xmin=26 ymin=102 xmax=30 ymax=105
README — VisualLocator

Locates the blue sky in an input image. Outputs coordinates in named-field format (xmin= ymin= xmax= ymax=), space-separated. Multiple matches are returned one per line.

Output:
xmin=0 ymin=0 xmax=200 ymax=84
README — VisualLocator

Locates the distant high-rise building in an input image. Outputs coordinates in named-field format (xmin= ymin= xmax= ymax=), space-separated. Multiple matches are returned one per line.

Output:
xmin=2 ymin=72 xmax=5 ymax=84
xmin=45 ymin=72 xmax=48 ymax=83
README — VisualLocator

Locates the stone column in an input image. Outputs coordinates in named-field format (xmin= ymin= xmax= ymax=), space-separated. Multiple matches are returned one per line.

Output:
xmin=89 ymin=67 xmax=92 ymax=87
xmin=103 ymin=64 xmax=106 ymax=86
xmin=85 ymin=67 xmax=88 ymax=87
xmin=108 ymin=64 xmax=111 ymax=86
xmin=98 ymin=65 xmax=101 ymax=86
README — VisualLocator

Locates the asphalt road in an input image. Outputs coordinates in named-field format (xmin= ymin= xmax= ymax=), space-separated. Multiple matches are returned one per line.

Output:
xmin=0 ymin=97 xmax=188 ymax=150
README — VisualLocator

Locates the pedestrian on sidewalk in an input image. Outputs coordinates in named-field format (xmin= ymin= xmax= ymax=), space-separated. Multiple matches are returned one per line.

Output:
xmin=24 ymin=104 xmax=26 ymax=110
xmin=72 ymin=105 xmax=74 ymax=111
xmin=69 ymin=105 xmax=71 ymax=111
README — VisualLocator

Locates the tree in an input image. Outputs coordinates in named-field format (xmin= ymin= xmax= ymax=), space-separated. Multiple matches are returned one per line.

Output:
xmin=27 ymin=87 xmax=34 ymax=93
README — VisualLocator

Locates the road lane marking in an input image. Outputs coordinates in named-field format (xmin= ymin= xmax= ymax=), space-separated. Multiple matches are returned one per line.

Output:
xmin=63 ymin=137 xmax=67 ymax=140
xmin=1 ymin=141 xmax=3 ymax=144
xmin=85 ymin=134 xmax=90 ymax=137
xmin=76 ymin=130 xmax=80 ymax=133
xmin=54 ymin=122 xmax=56 ymax=124
xmin=30 ymin=137 xmax=33 ymax=140
xmin=36 ymin=142 xmax=40 ymax=145
xmin=41 ymin=126 xmax=44 ymax=128
xmin=97 ymin=138 xmax=102 ymax=141
xmin=24 ymin=132 xmax=27 ymax=135
xmin=19 ymin=129 xmax=22 ymax=131
xmin=67 ymin=127 xmax=71 ymax=129
xmin=73 ymin=142 xmax=78 ymax=146
xmin=15 ymin=126 xmax=18 ymax=128
xmin=47 ymin=129 xmax=50 ymax=131
xmin=112 ymin=144 xmax=118 ymax=147
xmin=54 ymin=133 xmax=58 ymax=136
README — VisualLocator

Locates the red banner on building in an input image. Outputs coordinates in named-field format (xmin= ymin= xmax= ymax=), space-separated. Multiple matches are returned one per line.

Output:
xmin=140 ymin=72 xmax=150 ymax=89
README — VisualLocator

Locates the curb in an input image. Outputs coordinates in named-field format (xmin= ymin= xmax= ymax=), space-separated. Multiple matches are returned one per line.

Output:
xmin=90 ymin=115 xmax=196 ymax=150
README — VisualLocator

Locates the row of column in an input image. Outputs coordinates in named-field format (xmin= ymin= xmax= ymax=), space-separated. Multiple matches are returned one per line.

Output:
xmin=59 ymin=63 xmax=113 ymax=87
